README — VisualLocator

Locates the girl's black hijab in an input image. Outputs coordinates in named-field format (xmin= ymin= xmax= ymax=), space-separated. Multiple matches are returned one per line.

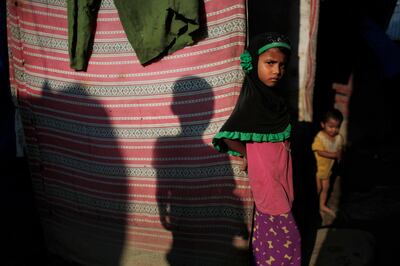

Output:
xmin=213 ymin=32 xmax=292 ymax=154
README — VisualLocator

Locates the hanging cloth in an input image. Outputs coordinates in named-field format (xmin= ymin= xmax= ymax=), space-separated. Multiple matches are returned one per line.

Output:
xmin=67 ymin=0 xmax=199 ymax=70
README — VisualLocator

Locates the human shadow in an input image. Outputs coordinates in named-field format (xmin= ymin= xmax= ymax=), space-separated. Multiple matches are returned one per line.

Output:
xmin=1 ymin=2 xmax=49 ymax=264
xmin=155 ymin=76 xmax=250 ymax=266
xmin=25 ymin=81 xmax=128 ymax=265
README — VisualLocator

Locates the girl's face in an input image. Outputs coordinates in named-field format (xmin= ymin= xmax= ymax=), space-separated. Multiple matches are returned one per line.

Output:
xmin=321 ymin=118 xmax=341 ymax=138
xmin=257 ymin=47 xmax=288 ymax=87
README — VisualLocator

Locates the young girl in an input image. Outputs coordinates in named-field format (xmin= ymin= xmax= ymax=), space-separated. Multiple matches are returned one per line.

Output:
xmin=312 ymin=109 xmax=344 ymax=218
xmin=212 ymin=32 xmax=301 ymax=266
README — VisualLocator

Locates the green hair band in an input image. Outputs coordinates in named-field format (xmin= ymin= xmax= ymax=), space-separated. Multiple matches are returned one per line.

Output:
xmin=258 ymin=42 xmax=291 ymax=55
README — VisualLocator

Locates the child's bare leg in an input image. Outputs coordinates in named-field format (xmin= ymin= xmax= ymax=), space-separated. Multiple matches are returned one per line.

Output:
xmin=316 ymin=177 xmax=322 ymax=195
xmin=319 ymin=179 xmax=336 ymax=217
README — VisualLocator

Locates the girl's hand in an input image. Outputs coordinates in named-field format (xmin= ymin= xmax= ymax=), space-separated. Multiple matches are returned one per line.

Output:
xmin=240 ymin=156 xmax=247 ymax=171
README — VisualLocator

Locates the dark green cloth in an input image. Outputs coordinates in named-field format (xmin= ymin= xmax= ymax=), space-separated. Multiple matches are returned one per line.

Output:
xmin=67 ymin=0 xmax=199 ymax=71
xmin=67 ymin=0 xmax=101 ymax=71
xmin=114 ymin=0 xmax=199 ymax=64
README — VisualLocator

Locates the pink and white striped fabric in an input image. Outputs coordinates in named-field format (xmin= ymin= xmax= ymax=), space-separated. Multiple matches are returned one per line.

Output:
xmin=298 ymin=0 xmax=320 ymax=122
xmin=7 ymin=0 xmax=253 ymax=265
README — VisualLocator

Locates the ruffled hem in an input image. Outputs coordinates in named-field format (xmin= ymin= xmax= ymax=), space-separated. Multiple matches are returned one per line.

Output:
xmin=212 ymin=124 xmax=291 ymax=156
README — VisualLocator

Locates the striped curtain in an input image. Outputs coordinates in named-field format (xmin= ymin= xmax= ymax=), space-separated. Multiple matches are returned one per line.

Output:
xmin=298 ymin=0 xmax=320 ymax=122
xmin=7 ymin=0 xmax=253 ymax=265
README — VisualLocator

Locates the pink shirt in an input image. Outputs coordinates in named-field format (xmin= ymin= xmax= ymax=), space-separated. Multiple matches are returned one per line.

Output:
xmin=246 ymin=141 xmax=294 ymax=215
